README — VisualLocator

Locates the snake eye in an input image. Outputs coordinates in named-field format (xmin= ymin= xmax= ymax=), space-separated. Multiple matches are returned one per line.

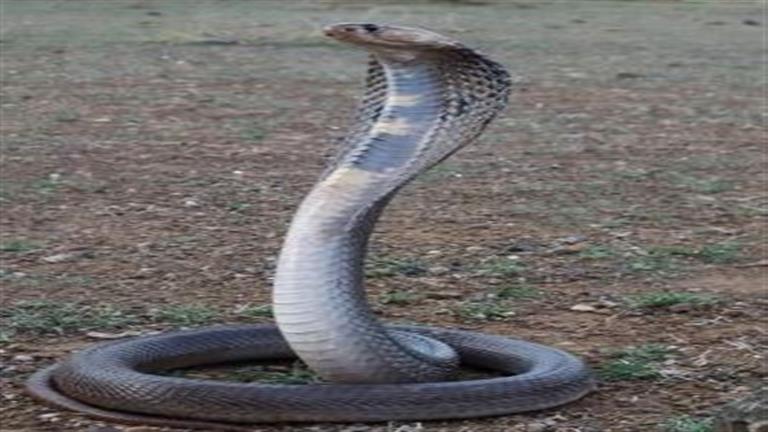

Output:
xmin=361 ymin=24 xmax=379 ymax=33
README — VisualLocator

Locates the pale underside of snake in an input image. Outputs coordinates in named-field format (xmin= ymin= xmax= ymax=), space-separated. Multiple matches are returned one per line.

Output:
xmin=26 ymin=23 xmax=595 ymax=430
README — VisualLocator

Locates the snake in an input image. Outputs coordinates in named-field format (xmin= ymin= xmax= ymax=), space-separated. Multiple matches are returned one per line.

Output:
xmin=25 ymin=23 xmax=595 ymax=430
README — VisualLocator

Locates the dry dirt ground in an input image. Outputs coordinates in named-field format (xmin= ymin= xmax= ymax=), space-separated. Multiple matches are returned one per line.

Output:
xmin=1 ymin=1 xmax=765 ymax=431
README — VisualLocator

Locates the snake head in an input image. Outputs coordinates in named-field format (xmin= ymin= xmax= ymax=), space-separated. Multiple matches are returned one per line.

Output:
xmin=323 ymin=23 xmax=463 ymax=54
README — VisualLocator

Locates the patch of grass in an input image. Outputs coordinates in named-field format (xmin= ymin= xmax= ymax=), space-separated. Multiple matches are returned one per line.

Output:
xmin=627 ymin=253 xmax=680 ymax=273
xmin=671 ymin=174 xmax=734 ymax=194
xmin=579 ymin=245 xmax=616 ymax=260
xmin=476 ymin=257 xmax=525 ymax=278
xmin=456 ymin=302 xmax=514 ymax=321
xmin=241 ymin=126 xmax=266 ymax=142
xmin=628 ymin=242 xmax=742 ymax=274
xmin=598 ymin=344 xmax=674 ymax=382
xmin=52 ymin=108 xmax=80 ymax=123
xmin=237 ymin=304 xmax=273 ymax=318
xmin=628 ymin=291 xmax=718 ymax=309
xmin=615 ymin=168 xmax=658 ymax=179
xmin=31 ymin=177 xmax=60 ymax=194
xmin=227 ymin=202 xmax=251 ymax=213
xmin=416 ymin=164 xmax=463 ymax=181
xmin=151 ymin=304 xmax=218 ymax=326
xmin=649 ymin=242 xmax=741 ymax=264
xmin=0 ymin=239 xmax=40 ymax=252
xmin=366 ymin=257 xmax=428 ymax=278
xmin=0 ymin=300 xmax=135 ymax=336
xmin=619 ymin=344 xmax=675 ymax=362
xmin=697 ymin=242 xmax=741 ymax=264
xmin=661 ymin=416 xmax=713 ymax=432
xmin=168 ymin=361 xmax=321 ymax=385
xmin=495 ymin=284 xmax=541 ymax=300
xmin=379 ymin=290 xmax=421 ymax=306
xmin=0 ymin=330 xmax=14 ymax=345
xmin=599 ymin=358 xmax=662 ymax=381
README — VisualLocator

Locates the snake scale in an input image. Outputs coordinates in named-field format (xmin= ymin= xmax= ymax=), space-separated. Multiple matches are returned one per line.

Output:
xmin=26 ymin=24 xmax=595 ymax=430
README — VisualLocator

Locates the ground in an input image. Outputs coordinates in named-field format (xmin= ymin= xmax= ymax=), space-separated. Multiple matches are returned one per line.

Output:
xmin=0 ymin=1 xmax=765 ymax=431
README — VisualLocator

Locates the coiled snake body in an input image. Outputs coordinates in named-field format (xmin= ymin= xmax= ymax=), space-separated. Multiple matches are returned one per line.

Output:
xmin=26 ymin=24 xmax=594 ymax=430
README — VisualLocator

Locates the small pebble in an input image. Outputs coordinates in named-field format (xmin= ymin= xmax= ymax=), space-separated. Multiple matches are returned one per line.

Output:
xmin=41 ymin=252 xmax=78 ymax=263
xmin=12 ymin=354 xmax=34 ymax=362
xmin=525 ymin=422 xmax=549 ymax=432
xmin=560 ymin=235 xmax=587 ymax=244
xmin=428 ymin=266 xmax=450 ymax=275
xmin=570 ymin=304 xmax=598 ymax=312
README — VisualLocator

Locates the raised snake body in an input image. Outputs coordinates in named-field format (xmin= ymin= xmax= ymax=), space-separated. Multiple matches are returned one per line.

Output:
xmin=26 ymin=24 xmax=595 ymax=429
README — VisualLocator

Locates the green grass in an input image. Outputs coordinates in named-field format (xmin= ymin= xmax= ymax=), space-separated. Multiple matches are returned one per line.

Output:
xmin=599 ymin=358 xmax=662 ymax=381
xmin=52 ymin=108 xmax=81 ymax=123
xmin=151 ymin=304 xmax=218 ymax=326
xmin=456 ymin=302 xmax=514 ymax=321
xmin=697 ymin=242 xmax=742 ymax=264
xmin=379 ymin=290 xmax=421 ymax=306
xmin=579 ymin=245 xmax=616 ymax=260
xmin=598 ymin=344 xmax=675 ymax=382
xmin=495 ymin=284 xmax=541 ymax=300
xmin=628 ymin=291 xmax=718 ymax=309
xmin=416 ymin=164 xmax=464 ymax=181
xmin=240 ymin=126 xmax=266 ymax=142
xmin=0 ymin=330 xmax=15 ymax=344
xmin=31 ymin=177 xmax=60 ymax=194
xmin=227 ymin=201 xmax=251 ymax=213
xmin=366 ymin=257 xmax=428 ymax=278
xmin=236 ymin=304 xmax=273 ymax=318
xmin=627 ymin=253 xmax=680 ymax=273
xmin=476 ymin=257 xmax=526 ymax=278
xmin=626 ymin=242 xmax=742 ymax=274
xmin=0 ymin=300 xmax=135 ymax=337
xmin=668 ymin=173 xmax=734 ymax=194
xmin=618 ymin=344 xmax=675 ymax=362
xmin=199 ymin=361 xmax=320 ymax=385
xmin=661 ymin=416 xmax=713 ymax=432
xmin=0 ymin=239 xmax=40 ymax=252
xmin=649 ymin=242 xmax=741 ymax=264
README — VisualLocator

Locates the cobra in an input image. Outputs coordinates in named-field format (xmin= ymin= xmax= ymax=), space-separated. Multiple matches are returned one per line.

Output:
xmin=26 ymin=23 xmax=595 ymax=430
